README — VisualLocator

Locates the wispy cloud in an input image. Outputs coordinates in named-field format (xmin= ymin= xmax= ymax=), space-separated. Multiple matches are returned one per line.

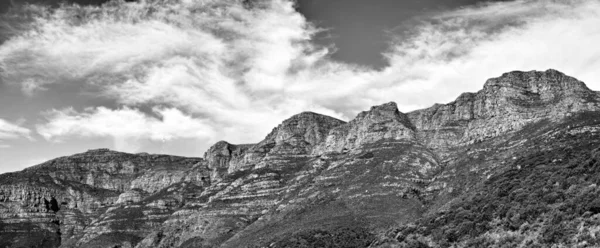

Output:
xmin=1 ymin=0 xmax=600 ymax=147
xmin=378 ymin=0 xmax=600 ymax=108
xmin=0 ymin=118 xmax=31 ymax=147
xmin=36 ymin=107 xmax=215 ymax=151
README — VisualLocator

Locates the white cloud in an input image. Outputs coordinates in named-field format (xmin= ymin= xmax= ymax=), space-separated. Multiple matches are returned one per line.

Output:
xmin=377 ymin=0 xmax=600 ymax=110
xmin=0 ymin=118 xmax=31 ymax=147
xmin=36 ymin=107 xmax=215 ymax=151
xmin=1 ymin=0 xmax=600 ymax=147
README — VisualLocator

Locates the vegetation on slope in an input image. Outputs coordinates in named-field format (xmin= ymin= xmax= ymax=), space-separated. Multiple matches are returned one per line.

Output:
xmin=380 ymin=113 xmax=600 ymax=248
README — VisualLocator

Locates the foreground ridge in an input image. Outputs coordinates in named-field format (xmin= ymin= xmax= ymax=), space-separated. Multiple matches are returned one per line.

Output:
xmin=2 ymin=69 xmax=600 ymax=248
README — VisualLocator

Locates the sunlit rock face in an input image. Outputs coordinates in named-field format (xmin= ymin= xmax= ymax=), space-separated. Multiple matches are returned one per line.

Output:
xmin=0 ymin=150 xmax=204 ymax=248
xmin=2 ymin=70 xmax=600 ymax=248
xmin=204 ymin=141 xmax=253 ymax=181
xmin=408 ymin=69 xmax=600 ymax=150
xmin=314 ymin=102 xmax=416 ymax=154
xmin=203 ymin=111 xmax=346 ymax=177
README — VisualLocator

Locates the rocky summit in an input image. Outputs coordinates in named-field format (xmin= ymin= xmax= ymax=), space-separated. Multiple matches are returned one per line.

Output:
xmin=3 ymin=69 xmax=600 ymax=248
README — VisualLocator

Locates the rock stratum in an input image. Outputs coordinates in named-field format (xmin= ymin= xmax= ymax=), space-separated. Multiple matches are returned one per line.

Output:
xmin=3 ymin=69 xmax=600 ymax=247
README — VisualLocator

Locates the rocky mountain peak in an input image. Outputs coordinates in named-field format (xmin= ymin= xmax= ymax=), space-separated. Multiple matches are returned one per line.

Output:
xmin=364 ymin=101 xmax=399 ymax=113
xmin=204 ymin=141 xmax=247 ymax=174
xmin=354 ymin=102 xmax=415 ymax=130
xmin=479 ymin=69 xmax=599 ymax=112
xmin=245 ymin=111 xmax=346 ymax=155
xmin=314 ymin=102 xmax=416 ymax=154
xmin=409 ymin=69 xmax=600 ymax=149
xmin=482 ymin=69 xmax=594 ymax=101
xmin=84 ymin=148 xmax=113 ymax=153
xmin=74 ymin=148 xmax=122 ymax=157
xmin=272 ymin=111 xmax=347 ymax=147
xmin=203 ymin=141 xmax=252 ymax=180
xmin=204 ymin=141 xmax=233 ymax=156
xmin=203 ymin=141 xmax=235 ymax=166
xmin=203 ymin=112 xmax=345 ymax=177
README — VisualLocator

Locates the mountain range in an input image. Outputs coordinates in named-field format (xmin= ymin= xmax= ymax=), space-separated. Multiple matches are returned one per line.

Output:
xmin=2 ymin=69 xmax=600 ymax=247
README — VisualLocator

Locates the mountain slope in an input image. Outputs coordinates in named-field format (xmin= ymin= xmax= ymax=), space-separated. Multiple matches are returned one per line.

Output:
xmin=378 ymin=111 xmax=600 ymax=247
xmin=0 ymin=149 xmax=206 ymax=248
xmin=1 ymin=69 xmax=599 ymax=248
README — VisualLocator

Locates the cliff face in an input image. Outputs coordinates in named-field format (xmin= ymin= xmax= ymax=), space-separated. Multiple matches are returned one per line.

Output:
xmin=408 ymin=69 xmax=600 ymax=151
xmin=0 ymin=149 xmax=206 ymax=248
xmin=204 ymin=111 xmax=346 ymax=177
xmin=313 ymin=102 xmax=416 ymax=154
xmin=2 ymin=69 xmax=600 ymax=248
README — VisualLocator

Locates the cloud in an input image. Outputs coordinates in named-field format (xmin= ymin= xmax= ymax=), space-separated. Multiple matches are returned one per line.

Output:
xmin=0 ymin=118 xmax=31 ymax=147
xmin=36 ymin=107 xmax=215 ymax=151
xmin=0 ymin=0 xmax=354 ymax=144
xmin=1 ymin=0 xmax=600 ymax=148
xmin=377 ymin=0 xmax=600 ymax=109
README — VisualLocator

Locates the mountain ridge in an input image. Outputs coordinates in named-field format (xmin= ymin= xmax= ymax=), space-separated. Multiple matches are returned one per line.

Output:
xmin=2 ymin=69 xmax=600 ymax=248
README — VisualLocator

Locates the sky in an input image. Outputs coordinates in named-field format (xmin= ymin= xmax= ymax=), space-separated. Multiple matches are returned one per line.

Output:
xmin=1 ymin=0 xmax=600 ymax=173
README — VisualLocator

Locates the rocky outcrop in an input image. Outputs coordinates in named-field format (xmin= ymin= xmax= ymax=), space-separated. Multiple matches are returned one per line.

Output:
xmin=0 ymin=149 xmax=204 ymax=248
xmin=204 ymin=141 xmax=253 ymax=181
xmin=408 ymin=69 xmax=600 ymax=149
xmin=20 ymin=149 xmax=203 ymax=193
xmin=116 ymin=190 xmax=143 ymax=204
xmin=268 ymin=111 xmax=348 ymax=154
xmin=314 ymin=102 xmax=416 ymax=154
xmin=204 ymin=112 xmax=345 ymax=177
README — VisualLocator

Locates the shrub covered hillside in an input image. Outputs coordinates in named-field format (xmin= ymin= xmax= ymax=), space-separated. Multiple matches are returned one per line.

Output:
xmin=378 ymin=112 xmax=600 ymax=248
